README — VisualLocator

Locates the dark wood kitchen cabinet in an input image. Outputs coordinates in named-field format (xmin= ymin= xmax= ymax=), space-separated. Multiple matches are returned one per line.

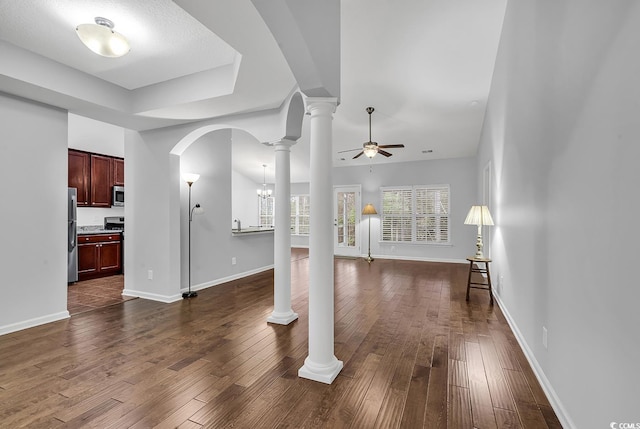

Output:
xmin=112 ymin=157 xmax=125 ymax=186
xmin=78 ymin=233 xmax=121 ymax=280
xmin=68 ymin=150 xmax=124 ymax=207
xmin=90 ymin=154 xmax=112 ymax=207
xmin=68 ymin=150 xmax=90 ymax=206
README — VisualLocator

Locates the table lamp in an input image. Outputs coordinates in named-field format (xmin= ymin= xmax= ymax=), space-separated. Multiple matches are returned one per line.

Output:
xmin=464 ymin=205 xmax=494 ymax=258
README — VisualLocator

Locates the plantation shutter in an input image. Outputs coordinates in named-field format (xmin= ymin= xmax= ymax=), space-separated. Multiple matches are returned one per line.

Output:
xmin=259 ymin=196 xmax=274 ymax=227
xmin=381 ymin=187 xmax=413 ymax=242
xmin=415 ymin=186 xmax=449 ymax=243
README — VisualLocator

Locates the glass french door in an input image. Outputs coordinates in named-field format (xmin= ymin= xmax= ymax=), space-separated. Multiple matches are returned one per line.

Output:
xmin=334 ymin=185 xmax=361 ymax=257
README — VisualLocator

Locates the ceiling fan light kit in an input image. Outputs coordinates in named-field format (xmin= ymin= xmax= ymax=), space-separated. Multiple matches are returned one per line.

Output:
xmin=341 ymin=107 xmax=405 ymax=160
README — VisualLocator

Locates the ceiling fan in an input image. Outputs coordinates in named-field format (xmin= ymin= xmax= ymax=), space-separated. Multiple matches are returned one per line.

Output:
xmin=339 ymin=107 xmax=405 ymax=159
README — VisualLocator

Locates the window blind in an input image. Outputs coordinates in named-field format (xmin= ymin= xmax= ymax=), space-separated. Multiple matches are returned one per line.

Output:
xmin=381 ymin=185 xmax=450 ymax=244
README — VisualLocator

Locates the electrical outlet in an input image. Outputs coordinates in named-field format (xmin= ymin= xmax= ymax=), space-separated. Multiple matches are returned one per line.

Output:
xmin=148 ymin=269 xmax=153 ymax=280
xmin=232 ymin=257 xmax=237 ymax=265
xmin=499 ymin=275 xmax=504 ymax=292
xmin=542 ymin=326 xmax=548 ymax=349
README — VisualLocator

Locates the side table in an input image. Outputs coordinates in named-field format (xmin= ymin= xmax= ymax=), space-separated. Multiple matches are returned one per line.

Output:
xmin=465 ymin=257 xmax=493 ymax=305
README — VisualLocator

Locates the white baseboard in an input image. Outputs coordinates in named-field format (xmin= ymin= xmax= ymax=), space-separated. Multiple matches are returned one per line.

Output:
xmin=123 ymin=265 xmax=274 ymax=303
xmin=365 ymin=254 xmax=468 ymax=264
xmin=0 ymin=311 xmax=70 ymax=336
xmin=493 ymin=292 xmax=576 ymax=429
xmin=186 ymin=264 xmax=274 ymax=294
xmin=121 ymin=289 xmax=182 ymax=303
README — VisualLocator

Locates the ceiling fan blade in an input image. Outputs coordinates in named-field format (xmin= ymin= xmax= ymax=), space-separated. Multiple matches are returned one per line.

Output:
xmin=352 ymin=151 xmax=365 ymax=159
xmin=338 ymin=148 xmax=362 ymax=153
xmin=378 ymin=149 xmax=393 ymax=157
xmin=378 ymin=144 xmax=405 ymax=149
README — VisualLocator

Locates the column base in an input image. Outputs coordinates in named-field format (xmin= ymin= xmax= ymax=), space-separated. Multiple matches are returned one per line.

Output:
xmin=267 ymin=311 xmax=299 ymax=325
xmin=298 ymin=356 xmax=343 ymax=384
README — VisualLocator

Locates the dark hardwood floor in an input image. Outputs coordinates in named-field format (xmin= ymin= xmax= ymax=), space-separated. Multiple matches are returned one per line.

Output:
xmin=0 ymin=249 xmax=561 ymax=428
xmin=68 ymin=275 xmax=137 ymax=315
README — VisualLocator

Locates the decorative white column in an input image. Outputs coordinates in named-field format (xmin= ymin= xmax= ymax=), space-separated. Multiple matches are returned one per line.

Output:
xmin=298 ymin=97 xmax=343 ymax=384
xmin=267 ymin=139 xmax=298 ymax=325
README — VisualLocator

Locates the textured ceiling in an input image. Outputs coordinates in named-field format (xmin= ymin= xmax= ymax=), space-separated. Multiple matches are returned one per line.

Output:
xmin=0 ymin=0 xmax=507 ymax=184
xmin=0 ymin=0 xmax=238 ymax=90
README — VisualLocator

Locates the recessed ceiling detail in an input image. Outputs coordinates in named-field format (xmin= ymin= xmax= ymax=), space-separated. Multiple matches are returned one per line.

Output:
xmin=0 ymin=0 xmax=239 ymax=90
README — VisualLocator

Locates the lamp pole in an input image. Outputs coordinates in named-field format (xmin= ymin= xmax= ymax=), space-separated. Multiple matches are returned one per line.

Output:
xmin=182 ymin=173 xmax=200 ymax=299
xmin=367 ymin=214 xmax=373 ymax=263
xmin=362 ymin=204 xmax=377 ymax=263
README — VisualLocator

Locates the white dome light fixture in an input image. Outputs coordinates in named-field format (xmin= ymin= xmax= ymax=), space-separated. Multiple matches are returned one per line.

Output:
xmin=76 ymin=17 xmax=130 ymax=58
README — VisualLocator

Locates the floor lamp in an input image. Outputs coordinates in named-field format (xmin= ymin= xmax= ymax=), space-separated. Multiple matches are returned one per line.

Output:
xmin=362 ymin=203 xmax=377 ymax=263
xmin=183 ymin=173 xmax=204 ymax=299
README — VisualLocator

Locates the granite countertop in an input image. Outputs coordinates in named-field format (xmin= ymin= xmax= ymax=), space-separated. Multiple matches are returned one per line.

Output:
xmin=231 ymin=226 xmax=274 ymax=235
xmin=77 ymin=225 xmax=123 ymax=235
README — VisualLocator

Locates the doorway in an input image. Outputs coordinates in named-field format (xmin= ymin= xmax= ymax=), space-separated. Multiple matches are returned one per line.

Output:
xmin=334 ymin=185 xmax=361 ymax=257
xmin=482 ymin=161 xmax=492 ymax=258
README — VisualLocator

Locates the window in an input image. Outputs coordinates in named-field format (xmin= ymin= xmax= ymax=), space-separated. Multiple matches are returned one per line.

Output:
xmin=290 ymin=195 xmax=310 ymax=235
xmin=258 ymin=196 xmax=274 ymax=228
xmin=381 ymin=185 xmax=449 ymax=244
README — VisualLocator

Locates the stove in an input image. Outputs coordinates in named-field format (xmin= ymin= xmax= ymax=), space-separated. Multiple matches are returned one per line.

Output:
xmin=104 ymin=216 xmax=124 ymax=231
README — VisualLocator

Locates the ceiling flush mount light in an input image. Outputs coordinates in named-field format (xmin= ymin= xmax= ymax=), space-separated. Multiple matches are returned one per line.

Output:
xmin=76 ymin=17 xmax=130 ymax=58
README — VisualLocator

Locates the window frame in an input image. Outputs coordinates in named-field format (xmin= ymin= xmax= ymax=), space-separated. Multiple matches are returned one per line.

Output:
xmin=380 ymin=184 xmax=450 ymax=245
xmin=258 ymin=196 xmax=275 ymax=228
xmin=290 ymin=194 xmax=310 ymax=236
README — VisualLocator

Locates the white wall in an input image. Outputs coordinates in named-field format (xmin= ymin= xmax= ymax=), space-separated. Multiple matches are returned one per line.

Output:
xmin=333 ymin=157 xmax=477 ymax=262
xmin=124 ymin=113 xmax=283 ymax=302
xmin=180 ymin=130 xmax=274 ymax=290
xmin=123 ymin=128 xmax=181 ymax=301
xmin=68 ymin=113 xmax=124 ymax=157
xmin=232 ymin=169 xmax=260 ymax=228
xmin=0 ymin=94 xmax=69 ymax=334
xmin=477 ymin=1 xmax=640 ymax=427
xmin=68 ymin=113 xmax=125 ymax=226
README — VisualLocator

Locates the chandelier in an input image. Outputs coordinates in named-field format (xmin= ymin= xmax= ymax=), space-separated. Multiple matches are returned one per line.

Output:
xmin=257 ymin=164 xmax=272 ymax=198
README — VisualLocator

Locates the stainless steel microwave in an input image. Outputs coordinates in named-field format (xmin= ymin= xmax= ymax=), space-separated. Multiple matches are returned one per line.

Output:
xmin=112 ymin=186 xmax=124 ymax=207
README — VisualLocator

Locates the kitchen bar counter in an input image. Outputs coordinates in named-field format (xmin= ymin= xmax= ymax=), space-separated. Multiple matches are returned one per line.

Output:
xmin=78 ymin=226 xmax=123 ymax=235
xmin=231 ymin=227 xmax=274 ymax=236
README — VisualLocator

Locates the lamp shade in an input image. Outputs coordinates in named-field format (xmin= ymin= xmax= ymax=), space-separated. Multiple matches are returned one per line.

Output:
xmin=193 ymin=204 xmax=205 ymax=215
xmin=464 ymin=205 xmax=494 ymax=226
xmin=362 ymin=203 xmax=378 ymax=215
xmin=182 ymin=173 xmax=200 ymax=184
xmin=76 ymin=17 xmax=130 ymax=58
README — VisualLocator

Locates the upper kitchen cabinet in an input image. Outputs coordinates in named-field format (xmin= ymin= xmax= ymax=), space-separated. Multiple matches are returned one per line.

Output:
xmin=68 ymin=149 xmax=123 ymax=207
xmin=90 ymin=154 xmax=112 ymax=207
xmin=68 ymin=150 xmax=90 ymax=206
xmin=112 ymin=158 xmax=124 ymax=186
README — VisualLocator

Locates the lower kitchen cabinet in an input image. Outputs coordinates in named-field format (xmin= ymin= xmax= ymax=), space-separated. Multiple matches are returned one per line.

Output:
xmin=78 ymin=233 xmax=122 ymax=280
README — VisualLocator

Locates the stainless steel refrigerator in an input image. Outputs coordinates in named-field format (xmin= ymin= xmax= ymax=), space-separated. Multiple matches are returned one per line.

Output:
xmin=68 ymin=188 xmax=78 ymax=283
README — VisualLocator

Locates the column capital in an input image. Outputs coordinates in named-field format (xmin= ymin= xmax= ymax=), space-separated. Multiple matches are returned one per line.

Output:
xmin=273 ymin=138 xmax=297 ymax=151
xmin=305 ymin=97 xmax=338 ymax=116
